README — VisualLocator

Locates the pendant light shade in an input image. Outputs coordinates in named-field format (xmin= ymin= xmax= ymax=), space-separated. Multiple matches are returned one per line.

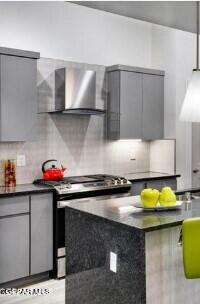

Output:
xmin=180 ymin=1 xmax=200 ymax=122
xmin=180 ymin=70 xmax=200 ymax=122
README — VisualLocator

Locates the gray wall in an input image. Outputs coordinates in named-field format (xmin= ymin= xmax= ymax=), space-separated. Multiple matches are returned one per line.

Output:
xmin=151 ymin=25 xmax=195 ymax=188
xmin=0 ymin=2 xmax=152 ymax=67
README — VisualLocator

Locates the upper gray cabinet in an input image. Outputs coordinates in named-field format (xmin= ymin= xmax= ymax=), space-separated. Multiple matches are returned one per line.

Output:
xmin=106 ymin=65 xmax=164 ymax=140
xmin=0 ymin=47 xmax=40 ymax=142
xmin=142 ymin=73 xmax=164 ymax=140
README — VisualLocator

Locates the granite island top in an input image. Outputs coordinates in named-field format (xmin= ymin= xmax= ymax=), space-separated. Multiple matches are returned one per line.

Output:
xmin=65 ymin=195 xmax=200 ymax=232
xmin=123 ymin=171 xmax=181 ymax=182
xmin=0 ymin=184 xmax=53 ymax=198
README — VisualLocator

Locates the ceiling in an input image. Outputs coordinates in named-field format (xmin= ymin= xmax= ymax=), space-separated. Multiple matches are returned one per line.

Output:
xmin=72 ymin=1 xmax=197 ymax=33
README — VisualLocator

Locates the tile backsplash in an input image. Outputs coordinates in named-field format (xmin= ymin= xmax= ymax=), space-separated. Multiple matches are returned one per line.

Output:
xmin=0 ymin=57 xmax=174 ymax=185
xmin=150 ymin=140 xmax=175 ymax=174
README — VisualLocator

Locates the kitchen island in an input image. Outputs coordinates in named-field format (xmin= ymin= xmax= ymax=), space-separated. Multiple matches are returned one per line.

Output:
xmin=65 ymin=196 xmax=200 ymax=304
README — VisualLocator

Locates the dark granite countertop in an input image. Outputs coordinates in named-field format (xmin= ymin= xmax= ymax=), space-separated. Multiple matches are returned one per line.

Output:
xmin=0 ymin=184 xmax=53 ymax=198
xmin=65 ymin=195 xmax=200 ymax=232
xmin=124 ymin=171 xmax=180 ymax=182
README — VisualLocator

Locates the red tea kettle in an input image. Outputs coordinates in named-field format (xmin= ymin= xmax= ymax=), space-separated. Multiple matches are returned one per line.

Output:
xmin=42 ymin=159 xmax=66 ymax=181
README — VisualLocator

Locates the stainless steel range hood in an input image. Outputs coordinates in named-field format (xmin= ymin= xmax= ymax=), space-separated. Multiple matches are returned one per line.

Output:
xmin=54 ymin=67 xmax=105 ymax=115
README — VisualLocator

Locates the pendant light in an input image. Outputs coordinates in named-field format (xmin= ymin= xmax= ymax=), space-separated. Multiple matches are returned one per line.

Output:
xmin=180 ymin=1 xmax=200 ymax=122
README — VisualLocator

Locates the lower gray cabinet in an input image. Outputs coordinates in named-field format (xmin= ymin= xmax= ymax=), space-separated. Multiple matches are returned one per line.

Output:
xmin=0 ymin=215 xmax=29 ymax=284
xmin=131 ymin=181 xmax=146 ymax=195
xmin=146 ymin=178 xmax=177 ymax=191
xmin=0 ymin=192 xmax=53 ymax=284
xmin=31 ymin=193 xmax=53 ymax=275
xmin=131 ymin=178 xmax=177 ymax=195
xmin=0 ymin=196 xmax=29 ymax=217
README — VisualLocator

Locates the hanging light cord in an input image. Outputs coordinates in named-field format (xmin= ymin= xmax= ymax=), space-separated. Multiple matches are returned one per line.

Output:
xmin=197 ymin=1 xmax=199 ymax=70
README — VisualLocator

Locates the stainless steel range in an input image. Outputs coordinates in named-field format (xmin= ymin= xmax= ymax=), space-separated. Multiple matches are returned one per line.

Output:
xmin=34 ymin=174 xmax=131 ymax=195
xmin=34 ymin=174 xmax=131 ymax=278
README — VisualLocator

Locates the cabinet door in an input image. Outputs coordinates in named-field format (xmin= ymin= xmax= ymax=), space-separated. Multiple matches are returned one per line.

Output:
xmin=120 ymin=71 xmax=143 ymax=139
xmin=142 ymin=74 xmax=164 ymax=140
xmin=107 ymin=71 xmax=120 ymax=140
xmin=0 ymin=215 xmax=29 ymax=284
xmin=0 ymin=196 xmax=29 ymax=217
xmin=131 ymin=181 xmax=146 ymax=195
xmin=146 ymin=178 xmax=177 ymax=191
xmin=31 ymin=193 xmax=53 ymax=275
xmin=0 ymin=54 xmax=37 ymax=141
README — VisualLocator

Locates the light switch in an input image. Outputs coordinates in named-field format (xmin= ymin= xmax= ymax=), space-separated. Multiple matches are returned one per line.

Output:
xmin=110 ymin=252 xmax=117 ymax=273
xmin=17 ymin=154 xmax=26 ymax=167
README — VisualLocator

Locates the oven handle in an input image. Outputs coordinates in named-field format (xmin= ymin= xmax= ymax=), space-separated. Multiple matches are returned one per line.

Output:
xmin=57 ymin=192 xmax=131 ymax=208
xmin=57 ymin=198 xmax=94 ymax=208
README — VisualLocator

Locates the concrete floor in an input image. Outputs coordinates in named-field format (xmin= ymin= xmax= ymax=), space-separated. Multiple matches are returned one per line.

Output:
xmin=0 ymin=279 xmax=65 ymax=304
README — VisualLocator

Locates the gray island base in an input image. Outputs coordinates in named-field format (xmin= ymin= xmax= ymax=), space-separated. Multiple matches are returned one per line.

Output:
xmin=65 ymin=196 xmax=200 ymax=304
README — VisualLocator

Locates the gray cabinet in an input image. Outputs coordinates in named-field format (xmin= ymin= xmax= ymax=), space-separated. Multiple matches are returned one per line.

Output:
xmin=0 ymin=47 xmax=40 ymax=141
xmin=0 ymin=215 xmax=29 ymax=284
xmin=0 ymin=192 xmax=53 ymax=284
xmin=31 ymin=193 xmax=53 ymax=275
xmin=107 ymin=71 xmax=120 ymax=140
xmin=146 ymin=178 xmax=177 ymax=191
xmin=131 ymin=178 xmax=177 ymax=195
xmin=120 ymin=71 xmax=143 ymax=139
xmin=142 ymin=74 xmax=164 ymax=140
xmin=107 ymin=65 xmax=164 ymax=140
xmin=130 ymin=181 xmax=146 ymax=195
xmin=0 ymin=195 xmax=29 ymax=217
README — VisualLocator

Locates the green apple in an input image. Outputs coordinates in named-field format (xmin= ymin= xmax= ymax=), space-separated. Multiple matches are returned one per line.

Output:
xmin=141 ymin=188 xmax=160 ymax=208
xmin=159 ymin=186 xmax=176 ymax=206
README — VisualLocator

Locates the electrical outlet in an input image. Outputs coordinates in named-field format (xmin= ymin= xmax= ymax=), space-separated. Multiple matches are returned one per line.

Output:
xmin=110 ymin=252 xmax=117 ymax=273
xmin=17 ymin=155 xmax=26 ymax=167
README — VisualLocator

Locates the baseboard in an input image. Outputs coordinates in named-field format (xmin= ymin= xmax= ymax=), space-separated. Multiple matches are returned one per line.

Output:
xmin=0 ymin=271 xmax=50 ymax=288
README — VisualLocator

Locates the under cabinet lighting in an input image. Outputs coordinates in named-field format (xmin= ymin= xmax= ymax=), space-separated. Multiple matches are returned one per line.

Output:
xmin=118 ymin=139 xmax=142 ymax=142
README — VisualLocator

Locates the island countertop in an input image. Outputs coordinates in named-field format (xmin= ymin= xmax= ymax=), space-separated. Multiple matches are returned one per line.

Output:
xmin=65 ymin=195 xmax=199 ymax=232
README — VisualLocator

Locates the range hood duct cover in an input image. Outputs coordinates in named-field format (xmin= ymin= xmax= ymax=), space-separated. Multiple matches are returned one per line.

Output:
xmin=54 ymin=67 xmax=104 ymax=115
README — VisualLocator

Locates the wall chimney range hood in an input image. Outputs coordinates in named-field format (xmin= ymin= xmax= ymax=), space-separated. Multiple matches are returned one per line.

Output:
xmin=54 ymin=67 xmax=104 ymax=115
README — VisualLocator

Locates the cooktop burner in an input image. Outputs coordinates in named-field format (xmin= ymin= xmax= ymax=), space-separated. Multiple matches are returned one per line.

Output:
xmin=66 ymin=176 xmax=101 ymax=183
xmin=33 ymin=174 xmax=131 ymax=195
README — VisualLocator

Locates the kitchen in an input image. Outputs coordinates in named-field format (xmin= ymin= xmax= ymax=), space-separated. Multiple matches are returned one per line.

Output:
xmin=0 ymin=1 xmax=200 ymax=304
